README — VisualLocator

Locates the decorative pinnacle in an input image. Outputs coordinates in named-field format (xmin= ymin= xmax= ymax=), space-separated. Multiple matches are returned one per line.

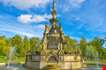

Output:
xmin=52 ymin=0 xmax=57 ymax=28
xmin=53 ymin=0 xmax=56 ymax=10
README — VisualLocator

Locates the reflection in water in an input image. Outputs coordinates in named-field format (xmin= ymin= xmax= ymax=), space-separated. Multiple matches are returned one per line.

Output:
xmin=0 ymin=64 xmax=102 ymax=70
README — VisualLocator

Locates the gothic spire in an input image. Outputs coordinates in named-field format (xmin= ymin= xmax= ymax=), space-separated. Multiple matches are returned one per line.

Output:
xmin=53 ymin=0 xmax=56 ymax=10
xmin=52 ymin=0 xmax=57 ymax=29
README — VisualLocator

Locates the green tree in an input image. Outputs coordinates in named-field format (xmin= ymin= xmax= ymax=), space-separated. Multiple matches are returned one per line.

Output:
xmin=30 ymin=37 xmax=41 ymax=52
xmin=85 ymin=45 xmax=98 ymax=60
xmin=21 ymin=36 xmax=30 ymax=56
xmin=0 ymin=36 xmax=10 ymax=56
xmin=79 ymin=37 xmax=88 ymax=60
xmin=10 ymin=35 xmax=22 ymax=56
xmin=90 ymin=37 xmax=104 ymax=58
xmin=64 ymin=36 xmax=77 ymax=54
xmin=102 ymin=48 xmax=106 ymax=59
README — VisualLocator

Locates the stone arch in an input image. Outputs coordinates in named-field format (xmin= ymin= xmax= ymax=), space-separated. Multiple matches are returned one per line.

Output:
xmin=48 ymin=55 xmax=58 ymax=63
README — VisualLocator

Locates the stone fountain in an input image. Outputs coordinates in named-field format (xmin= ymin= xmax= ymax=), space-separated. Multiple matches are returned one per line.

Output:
xmin=0 ymin=0 xmax=103 ymax=70
xmin=25 ymin=0 xmax=83 ymax=70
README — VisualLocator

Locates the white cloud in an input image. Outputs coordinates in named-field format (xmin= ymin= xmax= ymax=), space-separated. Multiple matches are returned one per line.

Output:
xmin=33 ymin=14 xmax=51 ymax=23
xmin=17 ymin=14 xmax=32 ymax=24
xmin=0 ymin=15 xmax=45 ymax=38
xmin=0 ymin=23 xmax=44 ymax=38
xmin=70 ymin=0 xmax=85 ymax=7
xmin=0 ymin=0 xmax=50 ymax=9
xmin=0 ymin=26 xmax=35 ymax=38
xmin=59 ymin=0 xmax=86 ymax=13
xmin=17 ymin=14 xmax=51 ymax=23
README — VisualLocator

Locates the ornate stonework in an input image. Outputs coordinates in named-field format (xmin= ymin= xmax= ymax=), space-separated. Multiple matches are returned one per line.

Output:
xmin=25 ymin=0 xmax=83 ymax=70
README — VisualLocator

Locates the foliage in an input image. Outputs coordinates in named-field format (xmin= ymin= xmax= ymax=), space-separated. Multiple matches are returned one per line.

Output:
xmin=90 ymin=37 xmax=105 ymax=58
xmin=0 ymin=35 xmax=41 ymax=57
xmin=64 ymin=36 xmax=77 ymax=53
xmin=0 ymin=35 xmax=106 ymax=62
xmin=79 ymin=37 xmax=88 ymax=59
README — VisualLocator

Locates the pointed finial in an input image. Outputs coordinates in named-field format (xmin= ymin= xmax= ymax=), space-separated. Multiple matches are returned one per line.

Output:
xmin=44 ymin=25 xmax=49 ymax=33
xmin=53 ymin=0 xmax=56 ymax=10
xmin=51 ymin=0 xmax=57 ymax=29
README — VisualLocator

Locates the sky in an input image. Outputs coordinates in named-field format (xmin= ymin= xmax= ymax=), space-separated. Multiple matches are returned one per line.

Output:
xmin=0 ymin=0 xmax=106 ymax=41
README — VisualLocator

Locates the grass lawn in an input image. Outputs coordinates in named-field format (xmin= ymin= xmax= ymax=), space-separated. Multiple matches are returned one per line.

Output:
xmin=101 ymin=60 xmax=106 ymax=65
xmin=85 ymin=60 xmax=106 ymax=65
xmin=0 ymin=56 xmax=7 ymax=63
xmin=15 ymin=57 xmax=25 ymax=64
xmin=0 ymin=56 xmax=25 ymax=64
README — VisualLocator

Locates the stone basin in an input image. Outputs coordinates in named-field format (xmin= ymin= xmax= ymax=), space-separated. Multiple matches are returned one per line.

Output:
xmin=0 ymin=63 xmax=103 ymax=70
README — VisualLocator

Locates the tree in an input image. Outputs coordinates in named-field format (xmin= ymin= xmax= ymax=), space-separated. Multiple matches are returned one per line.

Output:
xmin=64 ymin=36 xmax=77 ymax=54
xmin=85 ymin=45 xmax=98 ymax=60
xmin=102 ymin=48 xmax=106 ymax=59
xmin=22 ymin=36 xmax=30 ymax=56
xmin=30 ymin=37 xmax=41 ymax=52
xmin=0 ymin=36 xmax=10 ymax=56
xmin=90 ymin=37 xmax=104 ymax=58
xmin=79 ymin=37 xmax=88 ymax=60
xmin=11 ymin=35 xmax=22 ymax=46
xmin=10 ymin=35 xmax=23 ymax=56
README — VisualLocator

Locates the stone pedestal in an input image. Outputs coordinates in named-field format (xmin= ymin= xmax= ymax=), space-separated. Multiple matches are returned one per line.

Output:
xmin=25 ymin=52 xmax=42 ymax=69
xmin=61 ymin=55 xmax=82 ymax=70
xmin=25 ymin=53 xmax=83 ymax=70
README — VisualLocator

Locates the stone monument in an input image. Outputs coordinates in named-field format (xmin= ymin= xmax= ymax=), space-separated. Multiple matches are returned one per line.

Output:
xmin=25 ymin=0 xmax=83 ymax=70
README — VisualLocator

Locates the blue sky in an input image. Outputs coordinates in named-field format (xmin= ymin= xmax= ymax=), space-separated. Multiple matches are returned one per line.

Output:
xmin=0 ymin=0 xmax=106 ymax=41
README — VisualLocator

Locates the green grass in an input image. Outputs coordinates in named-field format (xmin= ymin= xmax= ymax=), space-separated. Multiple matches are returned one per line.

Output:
xmin=85 ymin=60 xmax=106 ymax=65
xmin=0 ymin=56 xmax=25 ymax=63
xmin=15 ymin=57 xmax=25 ymax=63
xmin=101 ymin=60 xmax=106 ymax=65
xmin=0 ymin=56 xmax=7 ymax=63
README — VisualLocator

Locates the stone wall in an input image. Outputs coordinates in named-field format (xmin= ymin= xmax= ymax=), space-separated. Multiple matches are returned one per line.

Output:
xmin=61 ymin=55 xmax=82 ymax=70
xmin=25 ymin=61 xmax=40 ymax=69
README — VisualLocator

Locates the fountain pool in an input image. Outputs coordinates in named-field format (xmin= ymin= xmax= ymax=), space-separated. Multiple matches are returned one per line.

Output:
xmin=0 ymin=64 xmax=102 ymax=70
